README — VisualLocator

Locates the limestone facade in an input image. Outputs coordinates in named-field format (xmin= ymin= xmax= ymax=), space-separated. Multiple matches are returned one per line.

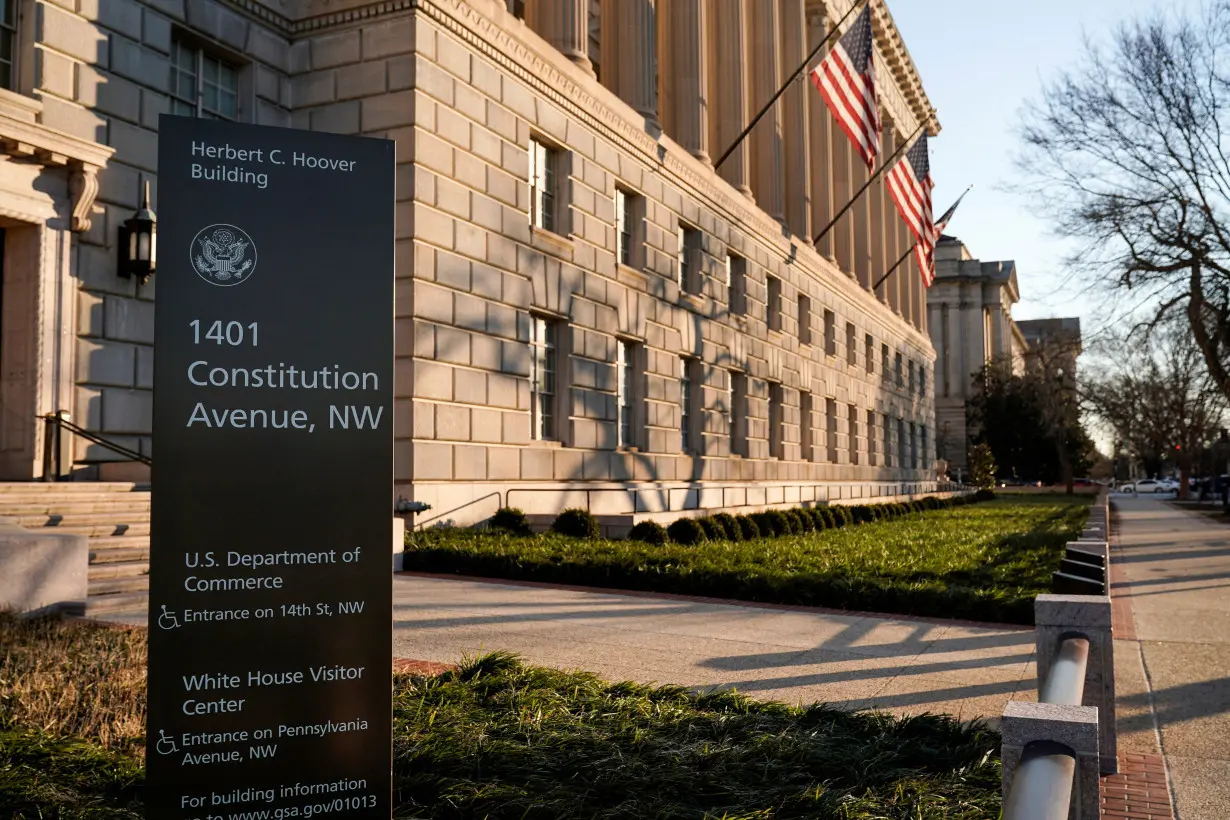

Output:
xmin=926 ymin=234 xmax=1027 ymax=474
xmin=0 ymin=0 xmax=941 ymax=525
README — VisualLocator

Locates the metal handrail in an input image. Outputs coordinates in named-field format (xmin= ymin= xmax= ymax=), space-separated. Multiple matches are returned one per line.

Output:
xmin=1003 ymin=742 xmax=1077 ymax=820
xmin=41 ymin=411 xmax=151 ymax=481
xmin=413 ymin=492 xmax=503 ymax=530
xmin=1003 ymin=634 xmax=1091 ymax=820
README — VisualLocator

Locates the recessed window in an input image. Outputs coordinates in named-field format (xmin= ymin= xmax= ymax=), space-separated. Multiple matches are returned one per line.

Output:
xmin=824 ymin=310 xmax=836 ymax=356
xmin=170 ymin=37 xmax=240 ymax=120
xmin=798 ymin=294 xmax=812 ymax=345
xmin=769 ymin=382 xmax=784 ymax=459
xmin=681 ymin=357 xmax=701 ymax=454
xmin=920 ymin=425 xmax=929 ymax=470
xmin=919 ymin=365 xmax=927 ymax=397
xmin=846 ymin=322 xmax=857 ymax=367
xmin=507 ymin=0 xmax=526 ymax=18
xmin=801 ymin=391 xmax=815 ymax=462
xmin=0 ymin=2 xmax=17 ymax=90
xmin=731 ymin=371 xmax=748 ymax=456
xmin=908 ymin=361 xmax=916 ymax=395
xmin=727 ymin=253 xmax=747 ymax=315
xmin=615 ymin=187 xmax=643 ymax=268
xmin=825 ymin=398 xmax=838 ymax=463
xmin=883 ymin=413 xmax=893 ymax=468
xmin=895 ymin=352 xmax=904 ymax=388
xmin=897 ymin=417 xmax=907 ymax=468
xmin=530 ymin=316 xmax=559 ymax=441
xmin=616 ymin=340 xmax=640 ymax=448
xmin=909 ymin=422 xmax=918 ymax=470
xmin=587 ymin=0 xmax=601 ymax=79
xmin=766 ymin=276 xmax=782 ymax=332
xmin=866 ymin=409 xmax=877 ymax=467
xmin=881 ymin=343 xmax=890 ymax=382
xmin=848 ymin=404 xmax=860 ymax=466
xmin=865 ymin=334 xmax=874 ymax=374
xmin=678 ymin=224 xmax=702 ymax=294
xmin=529 ymin=137 xmax=560 ymax=232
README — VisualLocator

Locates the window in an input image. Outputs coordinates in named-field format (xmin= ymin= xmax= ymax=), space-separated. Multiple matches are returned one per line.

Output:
xmin=910 ymin=422 xmax=918 ymax=469
xmin=883 ymin=413 xmax=893 ymax=468
xmin=894 ymin=352 xmax=904 ymax=387
xmin=170 ymin=38 xmax=240 ymax=120
xmin=825 ymin=397 xmax=838 ymax=463
xmin=866 ymin=409 xmax=878 ymax=467
xmin=507 ymin=0 xmax=526 ymax=18
xmin=881 ymin=344 xmax=890 ymax=382
xmin=798 ymin=294 xmax=812 ymax=345
xmin=587 ymin=0 xmax=601 ymax=79
xmin=678 ymin=224 xmax=702 ymax=293
xmin=801 ymin=391 xmax=815 ymax=461
xmin=731 ymin=371 xmax=748 ymax=456
xmin=865 ymin=334 xmax=875 ymax=374
xmin=919 ymin=366 xmax=927 ymax=397
xmin=824 ymin=310 xmax=836 ymax=356
xmin=848 ymin=404 xmax=860 ymax=466
xmin=616 ymin=340 xmax=639 ymax=448
xmin=766 ymin=276 xmax=782 ymax=332
xmin=727 ymin=253 xmax=747 ymax=315
xmin=0 ymin=2 xmax=16 ymax=90
xmin=769 ymin=383 xmax=784 ymax=459
xmin=908 ymin=361 xmax=916 ymax=395
xmin=530 ymin=317 xmax=559 ymax=441
xmin=615 ymin=188 xmax=642 ymax=268
xmin=846 ymin=322 xmax=857 ymax=366
xmin=898 ymin=418 xmax=907 ymax=468
xmin=920 ymin=426 xmax=929 ymax=470
xmin=529 ymin=138 xmax=559 ymax=232
xmin=680 ymin=357 xmax=700 ymax=454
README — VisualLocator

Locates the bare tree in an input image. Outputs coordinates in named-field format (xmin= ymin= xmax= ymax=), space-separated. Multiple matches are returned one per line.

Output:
xmin=1083 ymin=321 xmax=1227 ymax=498
xmin=1019 ymin=4 xmax=1230 ymax=399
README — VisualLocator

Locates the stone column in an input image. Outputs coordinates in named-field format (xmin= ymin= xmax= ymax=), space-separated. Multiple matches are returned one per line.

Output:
xmin=544 ymin=0 xmax=594 ymax=75
xmin=878 ymin=128 xmax=897 ymax=305
xmin=781 ymin=0 xmax=809 ymax=238
xmin=668 ymin=0 xmax=710 ymax=163
xmin=853 ymin=153 xmax=872 ymax=289
xmin=748 ymin=0 xmax=784 ymax=222
xmin=832 ymin=122 xmax=854 ymax=276
xmin=710 ymin=0 xmax=751 ymax=197
xmin=613 ymin=0 xmax=658 ymax=125
xmin=868 ymin=144 xmax=887 ymax=299
xmin=807 ymin=8 xmax=834 ymax=261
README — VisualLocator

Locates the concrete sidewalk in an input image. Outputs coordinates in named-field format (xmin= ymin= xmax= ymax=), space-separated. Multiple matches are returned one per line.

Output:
xmin=392 ymin=574 xmax=1038 ymax=722
xmin=1111 ymin=496 xmax=1230 ymax=820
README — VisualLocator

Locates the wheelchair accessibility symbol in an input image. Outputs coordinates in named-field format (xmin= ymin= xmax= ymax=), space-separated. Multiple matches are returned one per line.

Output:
xmin=157 ymin=605 xmax=181 ymax=630
xmin=156 ymin=730 xmax=179 ymax=755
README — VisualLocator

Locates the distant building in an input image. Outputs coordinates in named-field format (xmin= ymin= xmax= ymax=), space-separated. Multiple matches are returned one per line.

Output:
xmin=926 ymin=236 xmax=1026 ymax=473
xmin=1018 ymin=318 xmax=1083 ymax=390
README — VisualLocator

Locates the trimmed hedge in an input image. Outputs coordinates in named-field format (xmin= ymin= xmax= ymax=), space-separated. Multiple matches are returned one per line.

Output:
xmin=735 ymin=515 xmax=760 ymax=540
xmin=628 ymin=520 xmax=668 ymax=545
xmin=667 ymin=517 xmax=707 ymax=546
xmin=490 ymin=506 xmax=532 ymax=535
xmin=697 ymin=516 xmax=728 ymax=541
xmin=713 ymin=513 xmax=742 ymax=541
xmin=553 ymin=508 xmax=600 ymax=539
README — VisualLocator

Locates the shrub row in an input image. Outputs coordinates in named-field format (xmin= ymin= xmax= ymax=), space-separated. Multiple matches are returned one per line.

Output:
xmin=487 ymin=491 xmax=994 ymax=545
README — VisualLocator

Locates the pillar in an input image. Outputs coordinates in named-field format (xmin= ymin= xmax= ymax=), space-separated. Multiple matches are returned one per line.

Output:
xmin=806 ymin=8 xmax=834 ymax=261
xmin=868 ymin=138 xmax=887 ymax=298
xmin=832 ymin=121 xmax=854 ymax=276
xmin=781 ymin=0 xmax=809 ymax=238
xmin=668 ymin=0 xmax=710 ymax=163
xmin=612 ymin=0 xmax=658 ymax=125
xmin=710 ymin=0 xmax=752 ymax=197
xmin=748 ymin=0 xmax=784 ymax=222
xmin=544 ymin=0 xmax=594 ymax=75
xmin=853 ymin=149 xmax=871 ymax=289
xmin=878 ymin=128 xmax=897 ymax=305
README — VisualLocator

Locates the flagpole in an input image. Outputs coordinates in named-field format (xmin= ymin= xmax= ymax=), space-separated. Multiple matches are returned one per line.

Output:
xmin=872 ymin=242 xmax=916 ymax=291
xmin=712 ymin=0 xmax=864 ymax=173
xmin=812 ymin=121 xmax=926 ymax=246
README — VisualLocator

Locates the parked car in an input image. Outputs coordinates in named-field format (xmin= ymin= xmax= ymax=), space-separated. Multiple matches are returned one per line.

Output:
xmin=1119 ymin=479 xmax=1165 ymax=493
xmin=1160 ymin=478 xmax=1181 ymax=492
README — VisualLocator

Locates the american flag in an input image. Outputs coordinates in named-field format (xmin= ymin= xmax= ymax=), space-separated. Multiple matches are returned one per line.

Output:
xmin=810 ymin=5 xmax=881 ymax=170
xmin=886 ymin=134 xmax=938 ymax=286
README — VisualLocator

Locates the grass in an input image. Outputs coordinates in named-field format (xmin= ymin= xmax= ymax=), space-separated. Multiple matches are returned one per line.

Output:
xmin=406 ymin=495 xmax=1092 ymax=624
xmin=0 ymin=615 xmax=1003 ymax=819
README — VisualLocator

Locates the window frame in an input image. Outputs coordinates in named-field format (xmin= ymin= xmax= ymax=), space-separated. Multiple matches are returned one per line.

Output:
xmin=865 ymin=334 xmax=874 ymax=374
xmin=883 ymin=412 xmax=893 ymax=468
xmin=0 ymin=1 xmax=18 ymax=91
xmin=768 ymin=382 xmax=784 ymax=460
xmin=848 ymin=403 xmax=860 ymax=466
xmin=894 ymin=352 xmax=904 ymax=388
xmin=169 ymin=36 xmax=241 ymax=120
xmin=797 ymin=293 xmax=812 ymax=345
xmin=615 ymin=186 xmax=643 ymax=269
xmin=680 ymin=356 xmax=701 ymax=454
xmin=866 ymin=409 xmax=877 ymax=467
xmin=766 ymin=275 xmax=782 ymax=332
xmin=801 ymin=390 xmax=815 ymax=462
xmin=731 ymin=370 xmax=749 ymax=457
xmin=616 ymin=339 xmax=641 ymax=449
xmin=677 ymin=223 xmax=702 ymax=294
xmin=727 ymin=253 xmax=747 ymax=315
xmin=845 ymin=322 xmax=857 ymax=367
xmin=529 ymin=315 xmax=560 ymax=442
xmin=529 ymin=136 xmax=562 ymax=234
xmin=824 ymin=309 xmax=836 ymax=356
xmin=825 ymin=397 xmax=838 ymax=463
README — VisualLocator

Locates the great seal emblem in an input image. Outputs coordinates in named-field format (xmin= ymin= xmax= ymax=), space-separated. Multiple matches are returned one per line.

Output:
xmin=190 ymin=224 xmax=257 ymax=286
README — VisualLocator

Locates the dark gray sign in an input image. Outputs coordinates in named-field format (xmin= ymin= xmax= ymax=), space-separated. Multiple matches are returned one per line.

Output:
xmin=149 ymin=116 xmax=394 ymax=820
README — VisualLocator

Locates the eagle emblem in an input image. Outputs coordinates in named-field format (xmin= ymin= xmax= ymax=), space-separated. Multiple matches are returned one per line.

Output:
xmin=190 ymin=225 xmax=257 ymax=287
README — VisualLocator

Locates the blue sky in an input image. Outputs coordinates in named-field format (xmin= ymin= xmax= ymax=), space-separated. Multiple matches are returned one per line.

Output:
xmin=890 ymin=0 xmax=1202 ymax=332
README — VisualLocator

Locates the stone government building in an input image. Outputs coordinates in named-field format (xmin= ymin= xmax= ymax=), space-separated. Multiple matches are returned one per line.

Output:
xmin=0 ymin=0 xmax=942 ymax=527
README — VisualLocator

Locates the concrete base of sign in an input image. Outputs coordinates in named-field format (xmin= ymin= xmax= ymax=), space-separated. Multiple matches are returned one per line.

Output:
xmin=393 ymin=516 xmax=406 ymax=572
xmin=0 ymin=518 xmax=88 ymax=615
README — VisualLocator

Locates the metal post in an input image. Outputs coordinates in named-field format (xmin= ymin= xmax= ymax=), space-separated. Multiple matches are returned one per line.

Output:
xmin=41 ymin=414 xmax=55 ymax=482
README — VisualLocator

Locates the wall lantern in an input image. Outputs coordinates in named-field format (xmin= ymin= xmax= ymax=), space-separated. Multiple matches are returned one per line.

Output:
xmin=118 ymin=180 xmax=157 ymax=282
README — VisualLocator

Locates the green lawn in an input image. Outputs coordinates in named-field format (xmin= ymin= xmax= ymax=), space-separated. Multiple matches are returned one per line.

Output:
xmin=405 ymin=495 xmax=1091 ymax=624
xmin=0 ymin=615 xmax=1003 ymax=820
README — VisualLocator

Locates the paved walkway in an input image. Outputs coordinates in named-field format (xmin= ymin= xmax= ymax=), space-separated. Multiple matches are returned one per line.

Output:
xmin=1111 ymin=496 xmax=1230 ymax=820
xmin=392 ymin=573 xmax=1038 ymax=721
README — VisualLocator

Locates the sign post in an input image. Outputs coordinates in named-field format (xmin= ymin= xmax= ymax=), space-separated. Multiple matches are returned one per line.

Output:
xmin=148 ymin=116 xmax=394 ymax=820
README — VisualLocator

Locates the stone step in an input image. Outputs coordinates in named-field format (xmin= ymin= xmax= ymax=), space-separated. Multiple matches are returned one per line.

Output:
xmin=89 ymin=574 xmax=149 ymax=597
xmin=88 ymin=559 xmax=150 ymax=580
xmin=89 ymin=535 xmax=151 ymax=565
xmin=0 ymin=498 xmax=152 ymax=516
xmin=0 ymin=481 xmax=145 ymax=494
xmin=85 ymin=591 xmax=149 ymax=617
xmin=14 ymin=512 xmax=151 ymax=536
